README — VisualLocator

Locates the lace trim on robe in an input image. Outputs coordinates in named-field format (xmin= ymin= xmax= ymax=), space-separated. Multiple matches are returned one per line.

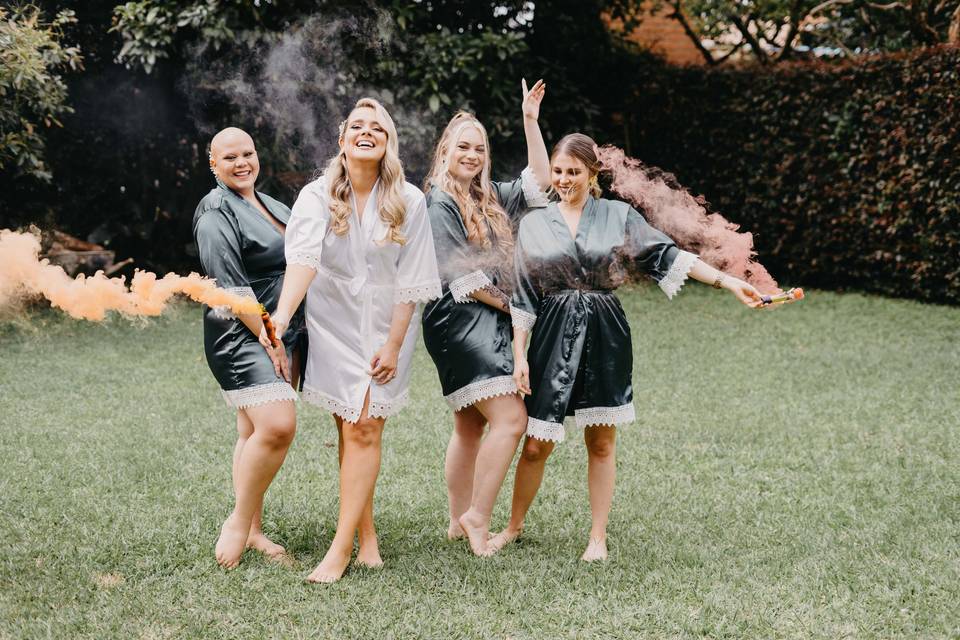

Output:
xmin=574 ymin=402 xmax=636 ymax=429
xmin=301 ymin=385 xmax=411 ymax=422
xmin=286 ymin=253 xmax=322 ymax=272
xmin=221 ymin=381 xmax=297 ymax=409
xmin=449 ymin=270 xmax=492 ymax=304
xmin=395 ymin=280 xmax=442 ymax=304
xmin=510 ymin=305 xmax=537 ymax=331
xmin=526 ymin=416 xmax=565 ymax=443
xmin=212 ymin=286 xmax=257 ymax=320
xmin=368 ymin=389 xmax=410 ymax=419
xmin=658 ymin=250 xmax=699 ymax=300
xmin=444 ymin=375 xmax=518 ymax=411
xmin=520 ymin=166 xmax=550 ymax=208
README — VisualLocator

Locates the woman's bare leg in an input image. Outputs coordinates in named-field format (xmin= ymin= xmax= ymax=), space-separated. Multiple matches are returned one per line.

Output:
xmin=489 ymin=435 xmax=556 ymax=553
xmin=444 ymin=405 xmax=486 ymax=539
xmin=582 ymin=425 xmax=616 ymax=562
xmin=334 ymin=415 xmax=381 ymax=567
xmin=458 ymin=394 xmax=526 ymax=556
xmin=307 ymin=392 xmax=384 ymax=583
xmin=216 ymin=400 xmax=297 ymax=568
xmin=231 ymin=411 xmax=286 ymax=558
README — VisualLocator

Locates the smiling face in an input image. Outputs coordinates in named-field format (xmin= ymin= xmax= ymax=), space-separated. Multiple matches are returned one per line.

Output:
xmin=447 ymin=125 xmax=486 ymax=185
xmin=340 ymin=106 xmax=388 ymax=165
xmin=210 ymin=128 xmax=259 ymax=193
xmin=551 ymin=152 xmax=591 ymax=204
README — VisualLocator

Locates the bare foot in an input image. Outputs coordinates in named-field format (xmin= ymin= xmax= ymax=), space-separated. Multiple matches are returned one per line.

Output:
xmin=215 ymin=514 xmax=249 ymax=569
xmin=247 ymin=532 xmax=294 ymax=566
xmin=488 ymin=527 xmax=523 ymax=554
xmin=458 ymin=509 xmax=493 ymax=557
xmin=581 ymin=536 xmax=608 ymax=562
xmin=447 ymin=521 xmax=465 ymax=540
xmin=305 ymin=546 xmax=352 ymax=584
xmin=355 ymin=546 xmax=383 ymax=569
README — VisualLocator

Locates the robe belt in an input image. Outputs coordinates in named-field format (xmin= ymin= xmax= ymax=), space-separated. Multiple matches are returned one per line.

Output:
xmin=545 ymin=288 xmax=615 ymax=297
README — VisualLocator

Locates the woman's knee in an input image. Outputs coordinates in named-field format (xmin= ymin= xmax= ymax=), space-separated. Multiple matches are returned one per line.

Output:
xmin=257 ymin=416 xmax=297 ymax=447
xmin=585 ymin=427 xmax=616 ymax=459
xmin=520 ymin=437 xmax=553 ymax=463
xmin=344 ymin=417 xmax=383 ymax=449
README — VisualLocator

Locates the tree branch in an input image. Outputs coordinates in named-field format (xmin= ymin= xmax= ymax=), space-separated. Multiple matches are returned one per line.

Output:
xmin=730 ymin=13 xmax=769 ymax=63
xmin=667 ymin=0 xmax=718 ymax=65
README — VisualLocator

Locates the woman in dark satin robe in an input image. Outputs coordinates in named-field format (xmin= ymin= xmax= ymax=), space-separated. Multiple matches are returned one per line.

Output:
xmin=421 ymin=80 xmax=551 ymax=556
xmin=193 ymin=127 xmax=305 ymax=568
xmin=491 ymin=134 xmax=762 ymax=561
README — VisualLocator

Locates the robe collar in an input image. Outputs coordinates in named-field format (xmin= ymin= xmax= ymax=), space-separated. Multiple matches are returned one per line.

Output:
xmin=546 ymin=195 xmax=598 ymax=260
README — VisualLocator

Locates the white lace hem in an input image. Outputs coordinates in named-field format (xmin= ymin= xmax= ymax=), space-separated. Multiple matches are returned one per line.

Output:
xmin=301 ymin=385 xmax=410 ymax=422
xmin=221 ymin=381 xmax=297 ymax=409
xmin=575 ymin=403 xmax=635 ymax=428
xmin=286 ymin=253 xmax=322 ymax=272
xmin=444 ymin=375 xmax=518 ymax=411
xmin=520 ymin=166 xmax=550 ymax=208
xmin=212 ymin=286 xmax=257 ymax=320
xmin=526 ymin=416 xmax=565 ymax=443
xmin=658 ymin=250 xmax=698 ymax=300
xmin=510 ymin=305 xmax=537 ymax=331
xmin=449 ymin=270 xmax=492 ymax=304
xmin=395 ymin=279 xmax=442 ymax=304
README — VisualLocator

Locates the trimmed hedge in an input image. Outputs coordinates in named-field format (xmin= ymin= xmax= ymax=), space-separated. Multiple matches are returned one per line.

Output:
xmin=621 ymin=46 xmax=960 ymax=305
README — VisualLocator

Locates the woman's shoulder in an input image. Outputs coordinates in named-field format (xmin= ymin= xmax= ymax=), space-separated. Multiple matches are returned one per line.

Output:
xmin=518 ymin=202 xmax=553 ymax=229
xmin=401 ymin=180 xmax=427 ymax=206
xmin=193 ymin=187 xmax=234 ymax=231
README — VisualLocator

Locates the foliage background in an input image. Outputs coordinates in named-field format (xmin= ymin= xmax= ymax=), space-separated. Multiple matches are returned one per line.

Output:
xmin=0 ymin=0 xmax=957 ymax=303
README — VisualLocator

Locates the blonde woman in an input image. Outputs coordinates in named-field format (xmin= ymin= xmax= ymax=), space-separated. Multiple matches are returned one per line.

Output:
xmin=271 ymin=98 xmax=441 ymax=583
xmin=421 ymin=80 xmax=550 ymax=556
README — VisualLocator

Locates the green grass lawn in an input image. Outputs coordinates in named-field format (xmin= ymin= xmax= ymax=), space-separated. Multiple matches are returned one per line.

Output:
xmin=1 ymin=286 xmax=958 ymax=639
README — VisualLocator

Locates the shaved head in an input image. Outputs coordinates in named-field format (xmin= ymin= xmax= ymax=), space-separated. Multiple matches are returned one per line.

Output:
xmin=209 ymin=127 xmax=259 ymax=194
xmin=210 ymin=127 xmax=254 ymax=157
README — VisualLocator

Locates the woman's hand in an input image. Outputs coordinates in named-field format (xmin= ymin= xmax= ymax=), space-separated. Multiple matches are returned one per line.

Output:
xmin=724 ymin=277 xmax=763 ymax=307
xmin=259 ymin=327 xmax=291 ymax=382
xmin=521 ymin=78 xmax=546 ymax=121
xmin=369 ymin=341 xmax=401 ymax=385
xmin=513 ymin=355 xmax=531 ymax=396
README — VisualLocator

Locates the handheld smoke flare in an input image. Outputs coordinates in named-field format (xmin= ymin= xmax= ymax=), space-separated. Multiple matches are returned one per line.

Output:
xmin=260 ymin=305 xmax=280 ymax=347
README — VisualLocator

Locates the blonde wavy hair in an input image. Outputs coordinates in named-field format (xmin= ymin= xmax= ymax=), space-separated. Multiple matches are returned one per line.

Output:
xmin=424 ymin=112 xmax=513 ymax=256
xmin=323 ymin=97 xmax=407 ymax=245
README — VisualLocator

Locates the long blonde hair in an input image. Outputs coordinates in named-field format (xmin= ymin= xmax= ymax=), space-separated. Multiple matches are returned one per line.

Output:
xmin=424 ymin=112 xmax=513 ymax=256
xmin=323 ymin=97 xmax=407 ymax=245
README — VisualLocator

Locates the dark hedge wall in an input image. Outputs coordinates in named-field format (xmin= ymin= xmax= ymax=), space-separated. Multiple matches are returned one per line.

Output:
xmin=622 ymin=45 xmax=960 ymax=305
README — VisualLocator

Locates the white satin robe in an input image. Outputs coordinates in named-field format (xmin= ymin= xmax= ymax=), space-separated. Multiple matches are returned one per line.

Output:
xmin=285 ymin=177 xmax=442 ymax=422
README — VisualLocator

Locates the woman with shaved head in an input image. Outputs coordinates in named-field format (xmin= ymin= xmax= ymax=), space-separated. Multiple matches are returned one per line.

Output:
xmin=272 ymin=98 xmax=441 ymax=583
xmin=193 ymin=127 xmax=306 ymax=569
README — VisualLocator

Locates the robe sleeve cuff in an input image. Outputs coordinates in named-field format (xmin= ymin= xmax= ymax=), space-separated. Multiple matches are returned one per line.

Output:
xmin=520 ymin=166 xmax=550 ymax=208
xmin=510 ymin=305 xmax=537 ymax=331
xmin=286 ymin=253 xmax=322 ymax=272
xmin=212 ymin=286 xmax=257 ymax=320
xmin=395 ymin=279 xmax=442 ymax=304
xmin=449 ymin=270 xmax=492 ymax=303
xmin=658 ymin=250 xmax=698 ymax=300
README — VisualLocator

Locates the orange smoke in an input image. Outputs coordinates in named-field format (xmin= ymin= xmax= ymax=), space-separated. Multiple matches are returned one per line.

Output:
xmin=597 ymin=146 xmax=779 ymax=294
xmin=0 ymin=229 xmax=261 ymax=320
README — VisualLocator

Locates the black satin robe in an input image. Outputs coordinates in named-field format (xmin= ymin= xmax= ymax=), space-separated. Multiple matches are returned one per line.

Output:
xmin=422 ymin=170 xmax=545 ymax=410
xmin=192 ymin=183 xmax=306 ymax=409
xmin=511 ymin=196 xmax=698 ymax=443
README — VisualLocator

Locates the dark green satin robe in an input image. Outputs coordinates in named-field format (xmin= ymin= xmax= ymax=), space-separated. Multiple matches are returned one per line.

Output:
xmin=511 ymin=196 xmax=699 ymax=442
xmin=422 ymin=168 xmax=547 ymax=410
xmin=192 ymin=183 xmax=306 ymax=409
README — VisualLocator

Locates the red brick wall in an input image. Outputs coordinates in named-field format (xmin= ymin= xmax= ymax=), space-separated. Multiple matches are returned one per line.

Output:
xmin=604 ymin=3 xmax=705 ymax=66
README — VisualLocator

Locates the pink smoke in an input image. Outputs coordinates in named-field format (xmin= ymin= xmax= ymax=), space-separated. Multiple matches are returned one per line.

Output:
xmin=597 ymin=146 xmax=779 ymax=294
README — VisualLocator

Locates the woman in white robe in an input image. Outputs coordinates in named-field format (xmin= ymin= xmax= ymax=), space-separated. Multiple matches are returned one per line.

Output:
xmin=272 ymin=97 xmax=441 ymax=583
